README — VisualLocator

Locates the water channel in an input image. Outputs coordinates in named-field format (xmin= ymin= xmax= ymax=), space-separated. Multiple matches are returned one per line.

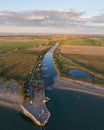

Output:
xmin=0 ymin=43 xmax=104 ymax=130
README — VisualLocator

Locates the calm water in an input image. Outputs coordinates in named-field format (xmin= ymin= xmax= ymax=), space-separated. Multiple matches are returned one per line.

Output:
xmin=69 ymin=69 xmax=93 ymax=79
xmin=0 ymin=44 xmax=104 ymax=130
xmin=1 ymin=90 xmax=104 ymax=130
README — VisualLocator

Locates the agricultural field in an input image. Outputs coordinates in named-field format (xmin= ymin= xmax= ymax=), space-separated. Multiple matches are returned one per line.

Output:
xmin=60 ymin=45 xmax=104 ymax=55
xmin=59 ymin=36 xmax=104 ymax=46
xmin=0 ymin=50 xmax=37 ymax=83
xmin=54 ymin=36 xmax=104 ymax=85
xmin=0 ymin=36 xmax=52 ymax=49
xmin=65 ymin=54 xmax=104 ymax=75
xmin=0 ymin=36 xmax=52 ymax=84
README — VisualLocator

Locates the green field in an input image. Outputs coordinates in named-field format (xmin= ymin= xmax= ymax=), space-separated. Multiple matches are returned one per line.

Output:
xmin=0 ymin=36 xmax=52 ymax=84
xmin=0 ymin=50 xmax=38 ymax=83
xmin=54 ymin=35 xmax=104 ymax=85
xmin=54 ymin=50 xmax=104 ymax=85
xmin=60 ymin=36 xmax=104 ymax=46
xmin=65 ymin=54 xmax=104 ymax=74
xmin=0 ymin=37 xmax=50 ymax=49
xmin=1 ymin=35 xmax=104 ymax=86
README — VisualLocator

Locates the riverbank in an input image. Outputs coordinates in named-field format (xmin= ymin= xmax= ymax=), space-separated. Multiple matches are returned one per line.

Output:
xmin=0 ymin=79 xmax=23 ymax=111
xmin=53 ymin=76 xmax=104 ymax=97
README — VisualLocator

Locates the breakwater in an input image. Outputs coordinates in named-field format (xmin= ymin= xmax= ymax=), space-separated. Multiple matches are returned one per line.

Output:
xmin=21 ymin=43 xmax=58 ymax=126
xmin=21 ymin=105 xmax=42 ymax=126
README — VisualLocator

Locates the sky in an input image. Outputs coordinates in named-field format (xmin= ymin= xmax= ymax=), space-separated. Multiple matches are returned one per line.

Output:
xmin=0 ymin=0 xmax=104 ymax=34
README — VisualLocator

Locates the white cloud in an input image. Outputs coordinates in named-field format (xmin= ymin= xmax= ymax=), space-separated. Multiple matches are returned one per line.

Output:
xmin=0 ymin=9 xmax=86 ymax=26
xmin=25 ymin=15 xmax=45 ymax=20
xmin=0 ymin=9 xmax=104 ymax=34
xmin=90 ymin=14 xmax=104 ymax=23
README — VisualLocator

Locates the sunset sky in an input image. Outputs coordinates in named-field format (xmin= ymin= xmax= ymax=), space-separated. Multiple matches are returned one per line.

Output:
xmin=0 ymin=0 xmax=104 ymax=34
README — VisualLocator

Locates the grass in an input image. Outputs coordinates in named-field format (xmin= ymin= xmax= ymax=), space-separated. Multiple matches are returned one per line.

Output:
xmin=64 ymin=53 xmax=104 ymax=85
xmin=0 ymin=36 xmax=52 ymax=84
xmin=0 ymin=42 xmax=38 ymax=49
xmin=65 ymin=54 xmax=104 ymax=74
xmin=0 ymin=41 xmax=49 ymax=49
xmin=0 ymin=50 xmax=37 ymax=83
xmin=0 ymin=36 xmax=51 ymax=49
xmin=55 ymin=35 xmax=104 ymax=85
xmin=60 ymin=36 xmax=104 ymax=46
xmin=54 ymin=50 xmax=79 ymax=77
xmin=89 ymin=37 xmax=104 ymax=46
xmin=0 ymin=35 xmax=104 ymax=86
xmin=54 ymin=49 xmax=104 ymax=85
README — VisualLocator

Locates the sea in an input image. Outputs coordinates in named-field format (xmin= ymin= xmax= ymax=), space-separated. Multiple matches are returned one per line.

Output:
xmin=0 ymin=89 xmax=104 ymax=130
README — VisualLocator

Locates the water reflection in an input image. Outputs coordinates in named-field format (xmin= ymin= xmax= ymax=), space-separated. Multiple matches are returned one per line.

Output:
xmin=69 ymin=69 xmax=93 ymax=79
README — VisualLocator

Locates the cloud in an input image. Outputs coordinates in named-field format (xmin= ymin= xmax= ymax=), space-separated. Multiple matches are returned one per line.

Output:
xmin=0 ymin=9 xmax=104 ymax=34
xmin=89 ymin=14 xmax=104 ymax=23
xmin=0 ymin=9 xmax=86 ymax=27
xmin=25 ymin=16 xmax=45 ymax=20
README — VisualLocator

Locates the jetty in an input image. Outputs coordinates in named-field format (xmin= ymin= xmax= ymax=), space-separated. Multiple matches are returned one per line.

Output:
xmin=21 ymin=90 xmax=51 ymax=126
xmin=21 ymin=43 xmax=59 ymax=126
xmin=21 ymin=50 xmax=51 ymax=126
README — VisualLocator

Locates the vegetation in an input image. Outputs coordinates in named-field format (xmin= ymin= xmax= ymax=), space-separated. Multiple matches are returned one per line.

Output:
xmin=0 ymin=36 xmax=53 ymax=98
xmin=0 ymin=35 xmax=104 ymax=97
xmin=53 ymin=35 xmax=104 ymax=85
xmin=54 ymin=50 xmax=104 ymax=85
xmin=0 ymin=36 xmax=52 ymax=81
xmin=59 ymin=36 xmax=104 ymax=46
xmin=54 ymin=49 xmax=80 ymax=76
xmin=0 ymin=36 xmax=52 ymax=49
xmin=0 ymin=50 xmax=39 ymax=83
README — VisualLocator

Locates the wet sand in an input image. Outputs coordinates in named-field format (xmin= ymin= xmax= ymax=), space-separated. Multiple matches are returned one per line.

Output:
xmin=53 ymin=76 xmax=104 ymax=98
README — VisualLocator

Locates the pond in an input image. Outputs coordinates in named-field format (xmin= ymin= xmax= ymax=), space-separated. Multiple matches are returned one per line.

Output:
xmin=69 ymin=69 xmax=93 ymax=79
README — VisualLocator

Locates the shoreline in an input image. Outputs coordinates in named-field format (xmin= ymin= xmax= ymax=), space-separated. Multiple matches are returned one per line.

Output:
xmin=0 ymin=79 xmax=23 ymax=112
xmin=21 ymin=91 xmax=51 ymax=126
xmin=0 ymin=99 xmax=21 ymax=112
xmin=21 ymin=105 xmax=43 ymax=126
xmin=53 ymin=76 xmax=104 ymax=98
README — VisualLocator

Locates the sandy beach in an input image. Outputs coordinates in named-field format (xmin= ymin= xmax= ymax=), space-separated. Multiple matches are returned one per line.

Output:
xmin=53 ymin=76 xmax=104 ymax=97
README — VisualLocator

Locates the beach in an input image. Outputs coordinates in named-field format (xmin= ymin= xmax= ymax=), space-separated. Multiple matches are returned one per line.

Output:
xmin=53 ymin=76 xmax=104 ymax=98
